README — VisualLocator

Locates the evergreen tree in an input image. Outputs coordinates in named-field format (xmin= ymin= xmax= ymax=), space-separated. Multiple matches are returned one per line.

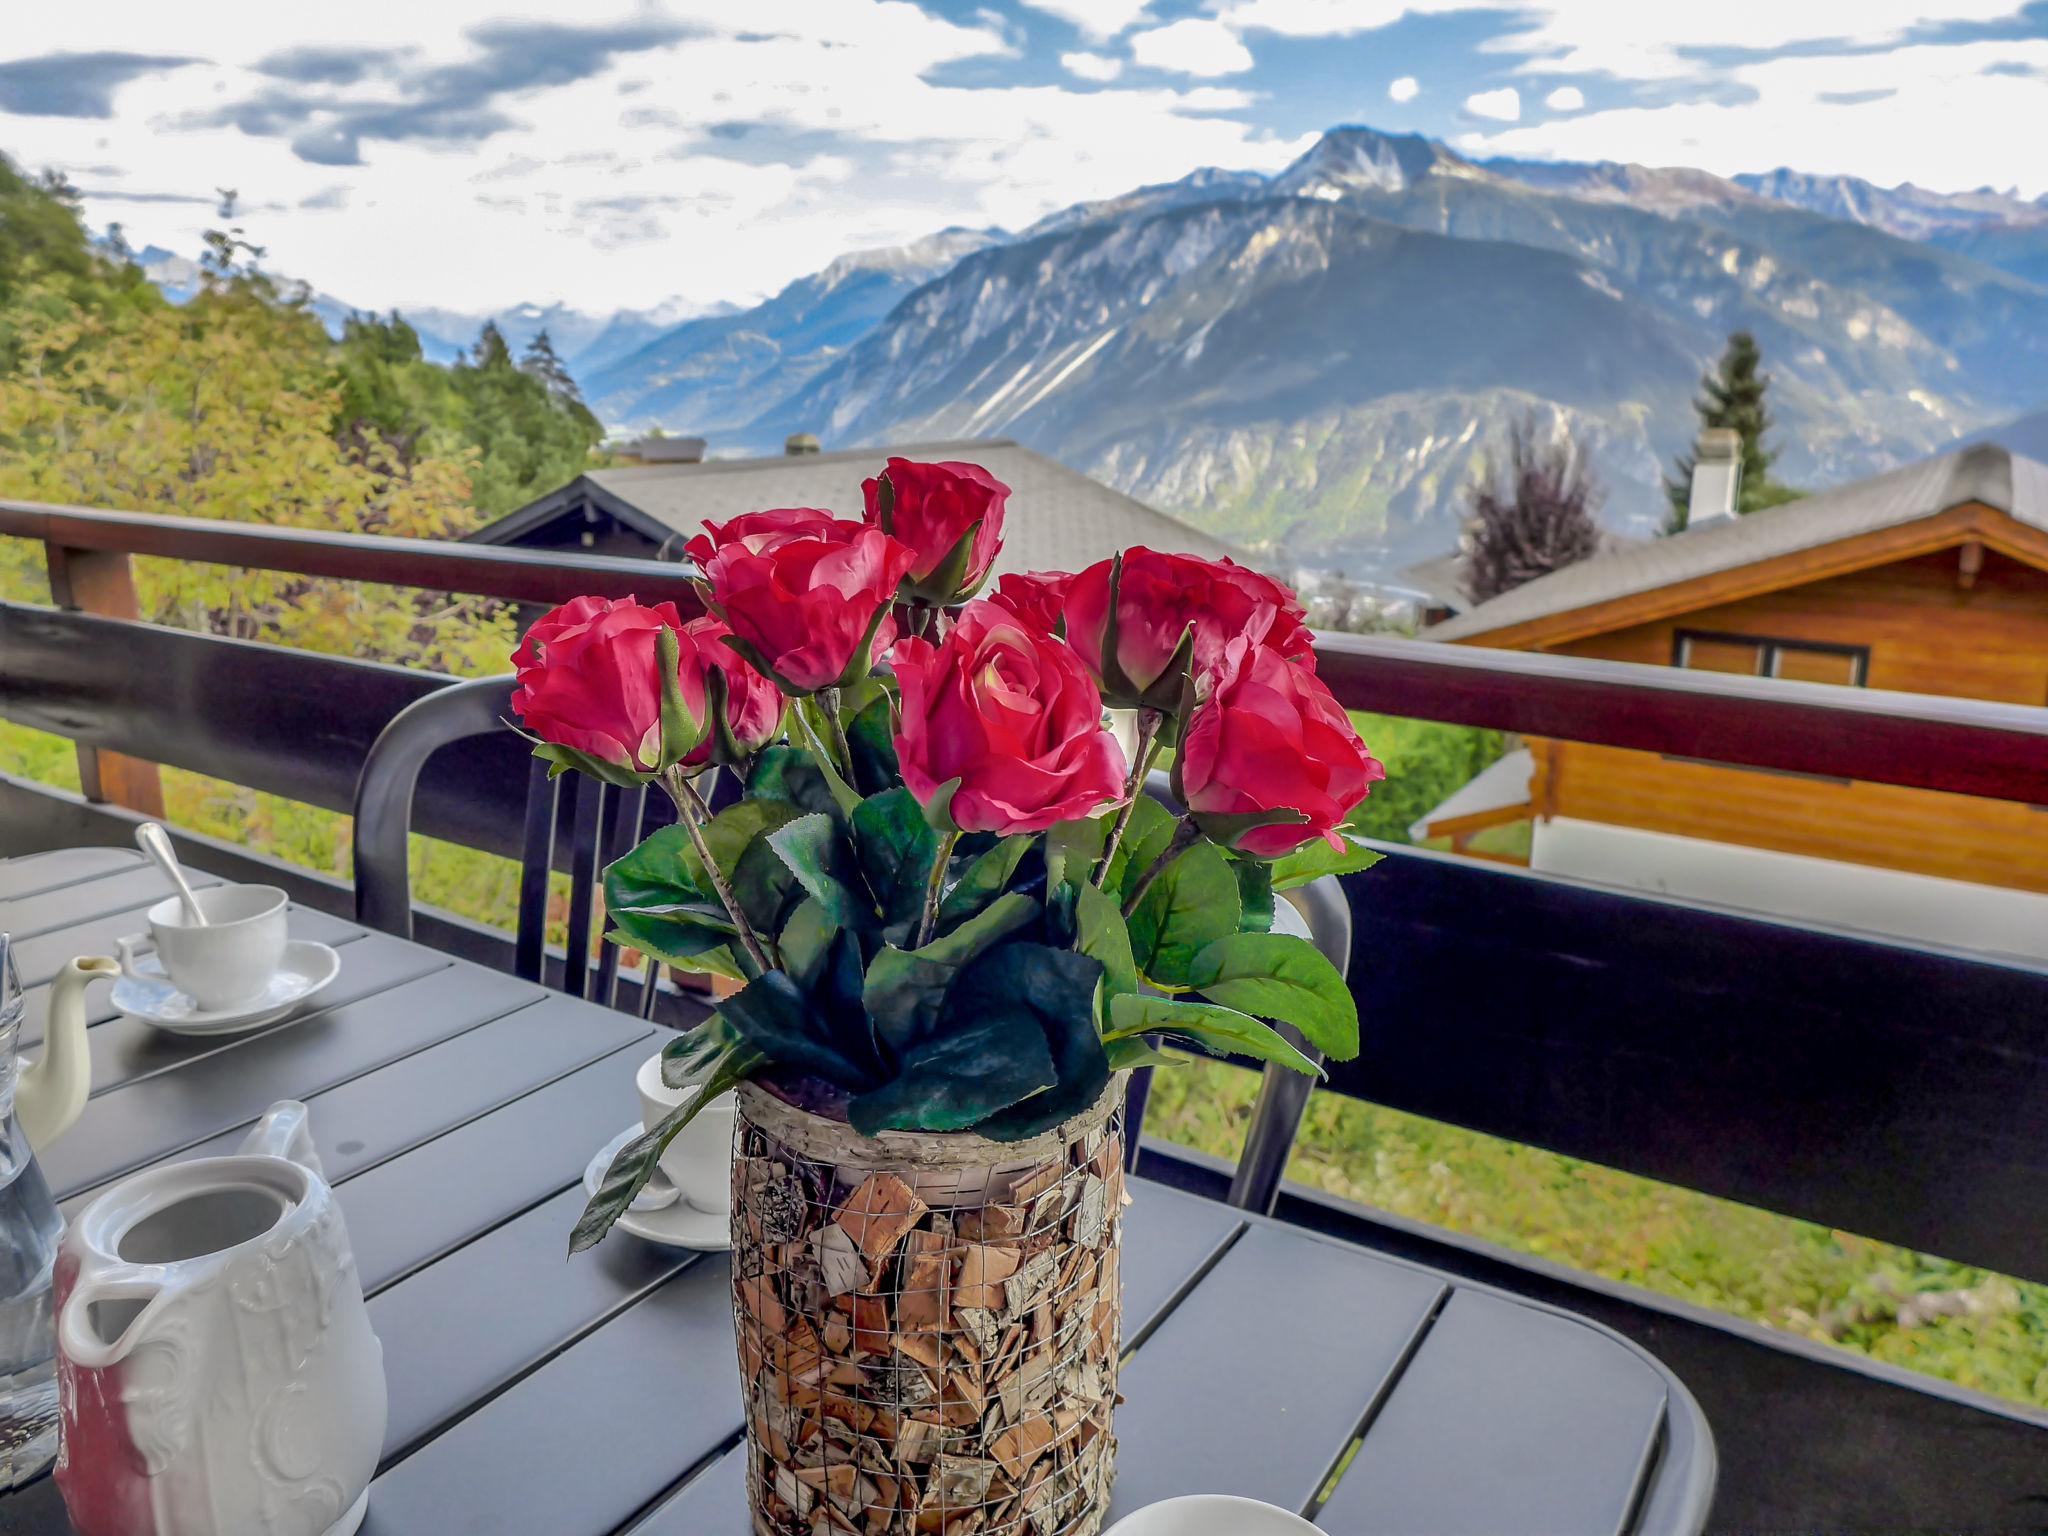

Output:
xmin=471 ymin=320 xmax=513 ymax=370
xmin=1665 ymin=331 xmax=1802 ymax=528
xmin=519 ymin=328 xmax=583 ymax=405
xmin=1463 ymin=417 xmax=1603 ymax=604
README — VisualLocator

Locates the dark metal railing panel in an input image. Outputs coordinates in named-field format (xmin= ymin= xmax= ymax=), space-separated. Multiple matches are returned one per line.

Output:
xmin=0 ymin=498 xmax=703 ymax=609
xmin=1326 ymin=842 xmax=2048 ymax=1286
xmin=1314 ymin=632 xmax=2048 ymax=807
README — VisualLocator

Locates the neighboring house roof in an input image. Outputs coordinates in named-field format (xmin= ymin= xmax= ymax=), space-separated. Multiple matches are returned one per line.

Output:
xmin=1400 ymin=530 xmax=1648 ymax=615
xmin=1427 ymin=443 xmax=2048 ymax=643
xmin=469 ymin=438 xmax=1247 ymax=576
xmin=1409 ymin=747 xmax=1534 ymax=842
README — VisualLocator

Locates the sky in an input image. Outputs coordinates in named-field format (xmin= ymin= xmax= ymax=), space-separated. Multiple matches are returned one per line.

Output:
xmin=2 ymin=1 xmax=2044 ymax=316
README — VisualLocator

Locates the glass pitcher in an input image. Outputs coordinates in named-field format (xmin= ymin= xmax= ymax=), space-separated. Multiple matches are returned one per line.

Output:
xmin=0 ymin=936 xmax=116 ymax=1487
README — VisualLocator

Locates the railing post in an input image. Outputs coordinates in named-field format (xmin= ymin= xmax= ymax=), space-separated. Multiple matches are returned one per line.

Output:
xmin=44 ymin=542 xmax=166 ymax=818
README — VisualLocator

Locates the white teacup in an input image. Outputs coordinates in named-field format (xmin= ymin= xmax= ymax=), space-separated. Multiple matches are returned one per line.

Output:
xmin=118 ymin=885 xmax=288 ymax=1012
xmin=636 ymin=1052 xmax=737 ymax=1214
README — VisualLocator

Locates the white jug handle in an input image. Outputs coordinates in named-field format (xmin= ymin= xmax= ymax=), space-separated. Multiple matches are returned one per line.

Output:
xmin=115 ymin=934 xmax=155 ymax=982
xmin=58 ymin=1270 xmax=164 ymax=1370
xmin=240 ymin=1100 xmax=324 ymax=1179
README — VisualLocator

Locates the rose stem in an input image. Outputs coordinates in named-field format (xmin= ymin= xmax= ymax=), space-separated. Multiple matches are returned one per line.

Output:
xmin=1121 ymin=818 xmax=1203 ymax=918
xmin=818 ymin=687 xmax=856 ymax=778
xmin=660 ymin=767 xmax=774 ymax=977
xmin=914 ymin=829 xmax=960 ymax=948
xmin=1091 ymin=708 xmax=1165 ymax=889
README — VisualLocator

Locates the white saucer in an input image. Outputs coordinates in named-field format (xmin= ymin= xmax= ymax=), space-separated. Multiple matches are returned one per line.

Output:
xmin=112 ymin=940 xmax=343 ymax=1037
xmin=582 ymin=1123 xmax=732 ymax=1252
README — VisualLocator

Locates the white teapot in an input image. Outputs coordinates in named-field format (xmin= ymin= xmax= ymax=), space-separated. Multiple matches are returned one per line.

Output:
xmin=54 ymin=1101 xmax=387 ymax=1536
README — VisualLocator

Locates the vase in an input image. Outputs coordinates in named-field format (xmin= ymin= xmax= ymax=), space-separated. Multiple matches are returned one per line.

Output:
xmin=731 ymin=1077 xmax=1126 ymax=1536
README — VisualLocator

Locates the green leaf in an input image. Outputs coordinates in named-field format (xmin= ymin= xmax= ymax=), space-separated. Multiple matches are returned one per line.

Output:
xmin=1114 ymin=796 xmax=1178 ymax=903
xmin=685 ymin=799 xmax=803 ymax=897
xmin=604 ymin=907 xmax=733 ymax=967
xmin=529 ymin=739 xmax=648 ymax=789
xmin=768 ymin=813 xmax=876 ymax=931
xmin=845 ymin=691 xmax=901 ymax=798
xmin=1233 ymin=858 xmax=1275 ymax=934
xmin=1044 ymin=815 xmax=1108 ymax=894
xmin=660 ymin=1018 xmax=738 ymax=1087
xmin=777 ymin=896 xmax=839 ymax=992
xmin=571 ymin=1042 xmax=764 ymax=1253
xmin=732 ymin=834 xmax=805 ymax=934
xmin=851 ymin=787 xmax=942 ymax=938
xmin=861 ymin=892 xmax=1040 ymax=1054
xmin=1072 ymin=880 xmax=1137 ymax=996
xmin=847 ymin=1013 xmax=1057 ymax=1137
xmin=790 ymin=700 xmax=864 ymax=814
xmin=748 ymin=744 xmax=842 ymax=821
xmin=1106 ymin=994 xmax=1321 ymax=1076
xmin=937 ymin=835 xmax=1033 ymax=930
xmin=721 ymin=970 xmax=876 ymax=1089
xmin=1270 ymin=835 xmax=1386 ymax=891
xmin=1127 ymin=841 xmax=1240 ymax=988
xmin=972 ymin=948 xmax=1111 ymax=1141
xmin=1187 ymin=931 xmax=1358 ymax=1060
xmin=1105 ymin=1036 xmax=1179 ymax=1072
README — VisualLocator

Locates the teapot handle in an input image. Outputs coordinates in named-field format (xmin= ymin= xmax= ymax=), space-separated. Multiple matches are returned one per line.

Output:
xmin=239 ymin=1100 xmax=324 ymax=1179
xmin=58 ymin=1268 xmax=164 ymax=1370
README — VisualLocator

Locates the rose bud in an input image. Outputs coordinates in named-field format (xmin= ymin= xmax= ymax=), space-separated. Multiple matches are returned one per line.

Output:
xmin=682 ymin=507 xmax=840 ymax=568
xmin=699 ymin=518 xmax=916 ymax=694
xmin=892 ymin=600 xmax=1127 ymax=835
xmin=680 ymin=615 xmax=785 ymax=767
xmin=989 ymin=569 xmax=1072 ymax=635
xmin=511 ymin=595 xmax=706 ymax=783
xmin=863 ymin=458 xmax=1008 ymax=604
xmin=1065 ymin=548 xmax=1316 ymax=712
xmin=1174 ymin=638 xmax=1386 ymax=858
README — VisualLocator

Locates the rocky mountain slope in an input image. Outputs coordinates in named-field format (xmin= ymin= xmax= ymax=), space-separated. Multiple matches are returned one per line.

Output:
xmin=739 ymin=129 xmax=2048 ymax=575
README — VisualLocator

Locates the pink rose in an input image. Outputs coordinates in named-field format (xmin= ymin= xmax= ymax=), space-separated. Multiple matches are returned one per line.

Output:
xmin=683 ymin=507 xmax=840 ymax=568
xmin=1177 ymin=639 xmax=1385 ymax=858
xmin=863 ymin=458 xmax=1009 ymax=604
xmin=680 ymin=615 xmax=784 ymax=766
xmin=511 ymin=595 xmax=696 ymax=774
xmin=1065 ymin=548 xmax=1315 ymax=709
xmin=891 ymin=600 xmax=1127 ymax=835
xmin=701 ymin=518 xmax=916 ymax=693
xmin=989 ymin=569 xmax=1072 ymax=635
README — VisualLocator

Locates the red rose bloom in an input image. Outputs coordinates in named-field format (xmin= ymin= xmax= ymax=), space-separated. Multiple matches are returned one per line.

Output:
xmin=1065 ymin=549 xmax=1314 ymax=709
xmin=701 ymin=519 xmax=916 ymax=693
xmin=1177 ymin=639 xmax=1385 ymax=858
xmin=682 ymin=507 xmax=839 ymax=568
xmin=680 ymin=615 xmax=784 ymax=766
xmin=863 ymin=458 xmax=1008 ymax=603
xmin=990 ymin=569 xmax=1072 ymax=635
xmin=511 ymin=595 xmax=694 ymax=774
xmin=891 ymin=600 xmax=1127 ymax=835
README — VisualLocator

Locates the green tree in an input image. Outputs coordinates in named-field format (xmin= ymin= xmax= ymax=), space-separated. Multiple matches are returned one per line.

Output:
xmin=451 ymin=320 xmax=603 ymax=515
xmin=1665 ymin=331 xmax=1803 ymax=529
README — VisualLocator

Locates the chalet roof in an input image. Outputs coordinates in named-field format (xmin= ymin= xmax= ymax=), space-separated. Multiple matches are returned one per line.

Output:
xmin=469 ymin=438 xmax=1246 ymax=577
xmin=1427 ymin=443 xmax=2048 ymax=642
xmin=1408 ymin=747 xmax=1534 ymax=841
xmin=1400 ymin=530 xmax=1649 ymax=615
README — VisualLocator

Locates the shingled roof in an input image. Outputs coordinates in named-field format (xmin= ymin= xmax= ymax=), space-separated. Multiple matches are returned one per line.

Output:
xmin=1427 ymin=443 xmax=2048 ymax=642
xmin=470 ymin=438 xmax=1246 ymax=577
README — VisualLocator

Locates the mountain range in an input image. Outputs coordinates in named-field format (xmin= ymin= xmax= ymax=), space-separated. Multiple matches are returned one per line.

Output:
xmin=126 ymin=129 xmax=2048 ymax=579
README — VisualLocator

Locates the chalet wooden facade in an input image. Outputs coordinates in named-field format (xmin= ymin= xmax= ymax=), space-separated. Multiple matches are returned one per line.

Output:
xmin=1420 ymin=443 xmax=2048 ymax=956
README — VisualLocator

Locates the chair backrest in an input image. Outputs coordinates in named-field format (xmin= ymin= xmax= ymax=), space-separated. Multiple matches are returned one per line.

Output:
xmin=1118 ymin=768 xmax=1353 ymax=1214
xmin=351 ymin=675 xmax=658 ymax=1009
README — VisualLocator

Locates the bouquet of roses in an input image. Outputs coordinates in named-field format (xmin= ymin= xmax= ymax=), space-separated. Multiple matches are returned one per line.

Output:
xmin=509 ymin=458 xmax=1387 ymax=1251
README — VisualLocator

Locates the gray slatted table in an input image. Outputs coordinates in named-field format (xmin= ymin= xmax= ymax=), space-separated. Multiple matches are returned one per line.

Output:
xmin=0 ymin=849 xmax=1714 ymax=1535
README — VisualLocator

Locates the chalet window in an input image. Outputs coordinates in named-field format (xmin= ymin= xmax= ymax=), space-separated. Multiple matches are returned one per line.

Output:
xmin=1673 ymin=630 xmax=1867 ymax=686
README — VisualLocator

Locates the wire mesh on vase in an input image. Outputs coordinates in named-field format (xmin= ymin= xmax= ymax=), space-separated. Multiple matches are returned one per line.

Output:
xmin=732 ymin=1077 xmax=1127 ymax=1536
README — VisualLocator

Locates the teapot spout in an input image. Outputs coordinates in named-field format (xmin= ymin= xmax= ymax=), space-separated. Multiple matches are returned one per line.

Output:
xmin=18 ymin=956 xmax=118 ymax=1149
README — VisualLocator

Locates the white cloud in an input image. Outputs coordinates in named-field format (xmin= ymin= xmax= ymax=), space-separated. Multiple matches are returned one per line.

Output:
xmin=0 ymin=1 xmax=1309 ymax=312
xmin=1466 ymin=39 xmax=2048 ymax=196
xmin=1464 ymin=86 xmax=1521 ymax=121
xmin=1388 ymin=75 xmax=1419 ymax=104
xmin=1062 ymin=51 xmax=1124 ymax=83
xmin=1223 ymin=0 xmax=1464 ymax=36
xmin=1544 ymin=84 xmax=1584 ymax=111
xmin=1130 ymin=18 xmax=1255 ymax=77
xmin=1017 ymin=0 xmax=1151 ymax=41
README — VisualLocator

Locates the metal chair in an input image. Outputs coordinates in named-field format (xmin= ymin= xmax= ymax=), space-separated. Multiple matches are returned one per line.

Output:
xmin=351 ymin=675 xmax=659 ymax=1009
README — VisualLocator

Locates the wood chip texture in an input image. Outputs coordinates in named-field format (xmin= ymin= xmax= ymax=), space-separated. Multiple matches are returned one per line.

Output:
xmin=732 ymin=1080 xmax=1126 ymax=1536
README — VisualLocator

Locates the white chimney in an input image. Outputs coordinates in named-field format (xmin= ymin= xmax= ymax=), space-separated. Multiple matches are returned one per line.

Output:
xmin=1687 ymin=428 xmax=1742 ymax=526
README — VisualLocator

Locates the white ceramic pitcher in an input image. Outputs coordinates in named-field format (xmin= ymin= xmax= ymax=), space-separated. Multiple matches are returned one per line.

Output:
xmin=53 ymin=1102 xmax=387 ymax=1536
